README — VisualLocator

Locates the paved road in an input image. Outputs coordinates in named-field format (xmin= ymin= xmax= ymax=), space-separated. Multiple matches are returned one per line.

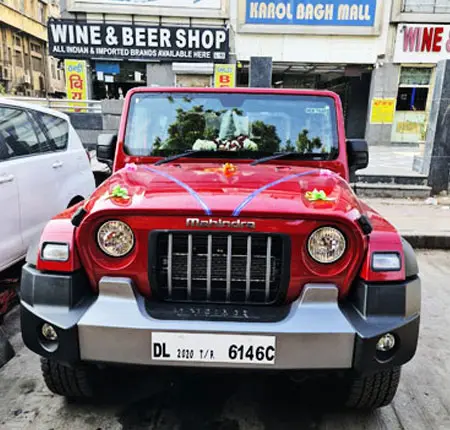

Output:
xmin=1 ymin=251 xmax=449 ymax=430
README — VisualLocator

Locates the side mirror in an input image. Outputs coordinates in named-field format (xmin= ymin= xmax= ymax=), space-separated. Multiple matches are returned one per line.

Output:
xmin=96 ymin=134 xmax=117 ymax=168
xmin=346 ymin=139 xmax=369 ymax=172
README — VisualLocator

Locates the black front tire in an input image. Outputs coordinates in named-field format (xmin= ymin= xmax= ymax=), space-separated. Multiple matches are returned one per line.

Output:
xmin=344 ymin=367 xmax=401 ymax=409
xmin=41 ymin=358 xmax=99 ymax=399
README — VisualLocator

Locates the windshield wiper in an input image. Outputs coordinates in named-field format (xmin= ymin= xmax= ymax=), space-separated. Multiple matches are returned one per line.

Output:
xmin=155 ymin=150 xmax=208 ymax=166
xmin=250 ymin=152 xmax=329 ymax=166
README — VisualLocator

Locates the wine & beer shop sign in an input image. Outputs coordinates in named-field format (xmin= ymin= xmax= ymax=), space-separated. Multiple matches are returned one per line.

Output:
xmin=48 ymin=19 xmax=229 ymax=63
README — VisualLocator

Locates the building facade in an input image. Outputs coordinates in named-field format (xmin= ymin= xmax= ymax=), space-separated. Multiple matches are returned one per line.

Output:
xmin=0 ymin=0 xmax=66 ymax=97
xmin=47 ymin=0 xmax=66 ymax=97
xmin=55 ymin=0 xmax=394 ymax=141
xmin=54 ymin=0 xmax=450 ymax=148
xmin=57 ymin=0 xmax=230 ymax=99
xmin=231 ymin=0 xmax=390 ymax=141
xmin=0 ymin=0 xmax=48 ymax=96
xmin=365 ymin=0 xmax=450 ymax=147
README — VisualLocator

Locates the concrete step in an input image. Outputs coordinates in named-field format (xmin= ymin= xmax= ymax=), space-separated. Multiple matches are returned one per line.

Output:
xmin=353 ymin=183 xmax=432 ymax=199
xmin=356 ymin=174 xmax=428 ymax=187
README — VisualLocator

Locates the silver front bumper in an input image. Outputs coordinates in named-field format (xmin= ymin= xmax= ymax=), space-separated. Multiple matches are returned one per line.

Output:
xmin=77 ymin=277 xmax=356 ymax=369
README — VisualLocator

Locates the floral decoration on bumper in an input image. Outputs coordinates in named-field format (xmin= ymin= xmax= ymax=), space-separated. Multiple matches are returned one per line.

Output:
xmin=305 ymin=189 xmax=335 ymax=202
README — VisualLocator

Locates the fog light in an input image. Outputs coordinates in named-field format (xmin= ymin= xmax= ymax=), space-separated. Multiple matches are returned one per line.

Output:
xmin=376 ymin=333 xmax=396 ymax=352
xmin=41 ymin=323 xmax=58 ymax=341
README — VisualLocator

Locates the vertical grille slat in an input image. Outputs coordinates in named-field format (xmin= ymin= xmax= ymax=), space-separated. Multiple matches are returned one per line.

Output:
xmin=154 ymin=232 xmax=285 ymax=305
xmin=265 ymin=236 xmax=272 ymax=302
xmin=187 ymin=234 xmax=193 ymax=300
xmin=167 ymin=233 xmax=173 ymax=298
xmin=226 ymin=235 xmax=232 ymax=302
xmin=245 ymin=235 xmax=252 ymax=302
xmin=206 ymin=234 xmax=212 ymax=301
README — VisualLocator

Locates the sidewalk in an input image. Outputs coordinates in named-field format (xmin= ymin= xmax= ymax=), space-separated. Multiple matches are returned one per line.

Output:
xmin=364 ymin=198 xmax=450 ymax=249
xmin=359 ymin=145 xmax=421 ymax=177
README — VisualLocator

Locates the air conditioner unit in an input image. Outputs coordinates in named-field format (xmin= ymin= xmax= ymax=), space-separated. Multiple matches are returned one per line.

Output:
xmin=23 ymin=73 xmax=31 ymax=84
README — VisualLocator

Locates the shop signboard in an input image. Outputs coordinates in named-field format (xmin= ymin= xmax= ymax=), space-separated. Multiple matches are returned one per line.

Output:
xmin=49 ymin=19 xmax=229 ymax=63
xmin=394 ymin=24 xmax=450 ymax=63
xmin=370 ymin=98 xmax=396 ymax=124
xmin=245 ymin=0 xmax=377 ymax=26
xmin=64 ymin=59 xmax=88 ymax=112
xmin=214 ymin=64 xmax=236 ymax=87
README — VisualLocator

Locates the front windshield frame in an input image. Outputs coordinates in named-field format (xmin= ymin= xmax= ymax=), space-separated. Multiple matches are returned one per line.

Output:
xmin=123 ymin=91 xmax=340 ymax=161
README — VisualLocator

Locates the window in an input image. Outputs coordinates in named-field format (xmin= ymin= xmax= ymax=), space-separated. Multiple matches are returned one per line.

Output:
xmin=395 ymin=67 xmax=433 ymax=112
xmin=57 ymin=68 xmax=61 ymax=81
xmin=14 ymin=36 xmax=21 ymax=47
xmin=15 ymin=50 xmax=23 ymax=68
xmin=37 ymin=113 xmax=69 ymax=151
xmin=7 ymin=48 xmax=12 ymax=65
xmin=32 ymin=56 xmax=43 ymax=72
xmin=402 ymin=0 xmax=450 ymax=13
xmin=392 ymin=67 xmax=433 ymax=143
xmin=51 ymin=63 xmax=56 ymax=79
xmin=38 ymin=2 xmax=45 ymax=23
xmin=125 ymin=93 xmax=339 ymax=159
xmin=0 ymin=107 xmax=40 ymax=158
xmin=31 ymin=43 xmax=41 ymax=55
xmin=0 ymin=139 xmax=9 ymax=161
xmin=396 ymin=88 xmax=429 ymax=111
xmin=399 ymin=67 xmax=432 ymax=86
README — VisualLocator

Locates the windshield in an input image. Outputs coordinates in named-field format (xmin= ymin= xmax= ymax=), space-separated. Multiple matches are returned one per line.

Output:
xmin=124 ymin=92 xmax=339 ymax=159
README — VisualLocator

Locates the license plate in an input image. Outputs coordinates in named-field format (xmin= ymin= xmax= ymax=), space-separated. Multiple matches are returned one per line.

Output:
xmin=151 ymin=332 xmax=276 ymax=365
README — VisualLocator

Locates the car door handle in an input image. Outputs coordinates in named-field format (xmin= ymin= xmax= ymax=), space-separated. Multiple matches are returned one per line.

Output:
xmin=0 ymin=174 xmax=14 ymax=184
xmin=52 ymin=161 xmax=63 ymax=169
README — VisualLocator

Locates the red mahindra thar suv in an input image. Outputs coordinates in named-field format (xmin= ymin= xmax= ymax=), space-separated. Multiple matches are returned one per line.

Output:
xmin=20 ymin=88 xmax=420 ymax=409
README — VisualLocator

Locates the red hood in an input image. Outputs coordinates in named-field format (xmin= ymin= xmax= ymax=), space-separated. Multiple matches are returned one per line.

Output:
xmin=84 ymin=162 xmax=363 ymax=221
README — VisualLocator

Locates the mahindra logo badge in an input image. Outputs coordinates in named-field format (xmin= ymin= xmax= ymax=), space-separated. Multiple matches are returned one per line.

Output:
xmin=186 ymin=218 xmax=256 ymax=229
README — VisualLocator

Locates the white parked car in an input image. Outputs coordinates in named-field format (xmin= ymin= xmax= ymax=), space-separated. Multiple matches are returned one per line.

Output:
xmin=0 ymin=99 xmax=96 ymax=272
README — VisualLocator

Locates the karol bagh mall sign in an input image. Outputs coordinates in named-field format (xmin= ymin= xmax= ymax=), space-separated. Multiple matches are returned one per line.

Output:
xmin=245 ymin=0 xmax=377 ymax=26
xmin=48 ymin=19 xmax=229 ymax=62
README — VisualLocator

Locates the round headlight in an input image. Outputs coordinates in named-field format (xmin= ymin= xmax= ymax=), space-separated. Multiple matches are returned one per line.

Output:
xmin=97 ymin=220 xmax=135 ymax=257
xmin=307 ymin=227 xmax=346 ymax=264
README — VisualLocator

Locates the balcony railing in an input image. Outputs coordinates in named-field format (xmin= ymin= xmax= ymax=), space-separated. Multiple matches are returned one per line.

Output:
xmin=402 ymin=0 xmax=450 ymax=13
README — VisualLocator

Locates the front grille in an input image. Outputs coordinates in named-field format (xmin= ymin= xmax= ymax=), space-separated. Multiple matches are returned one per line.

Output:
xmin=150 ymin=232 xmax=287 ymax=305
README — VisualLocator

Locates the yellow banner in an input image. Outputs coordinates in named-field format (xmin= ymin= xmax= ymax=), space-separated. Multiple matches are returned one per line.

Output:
xmin=214 ymin=64 xmax=236 ymax=88
xmin=370 ymin=98 xmax=396 ymax=124
xmin=65 ymin=59 xmax=88 ymax=112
